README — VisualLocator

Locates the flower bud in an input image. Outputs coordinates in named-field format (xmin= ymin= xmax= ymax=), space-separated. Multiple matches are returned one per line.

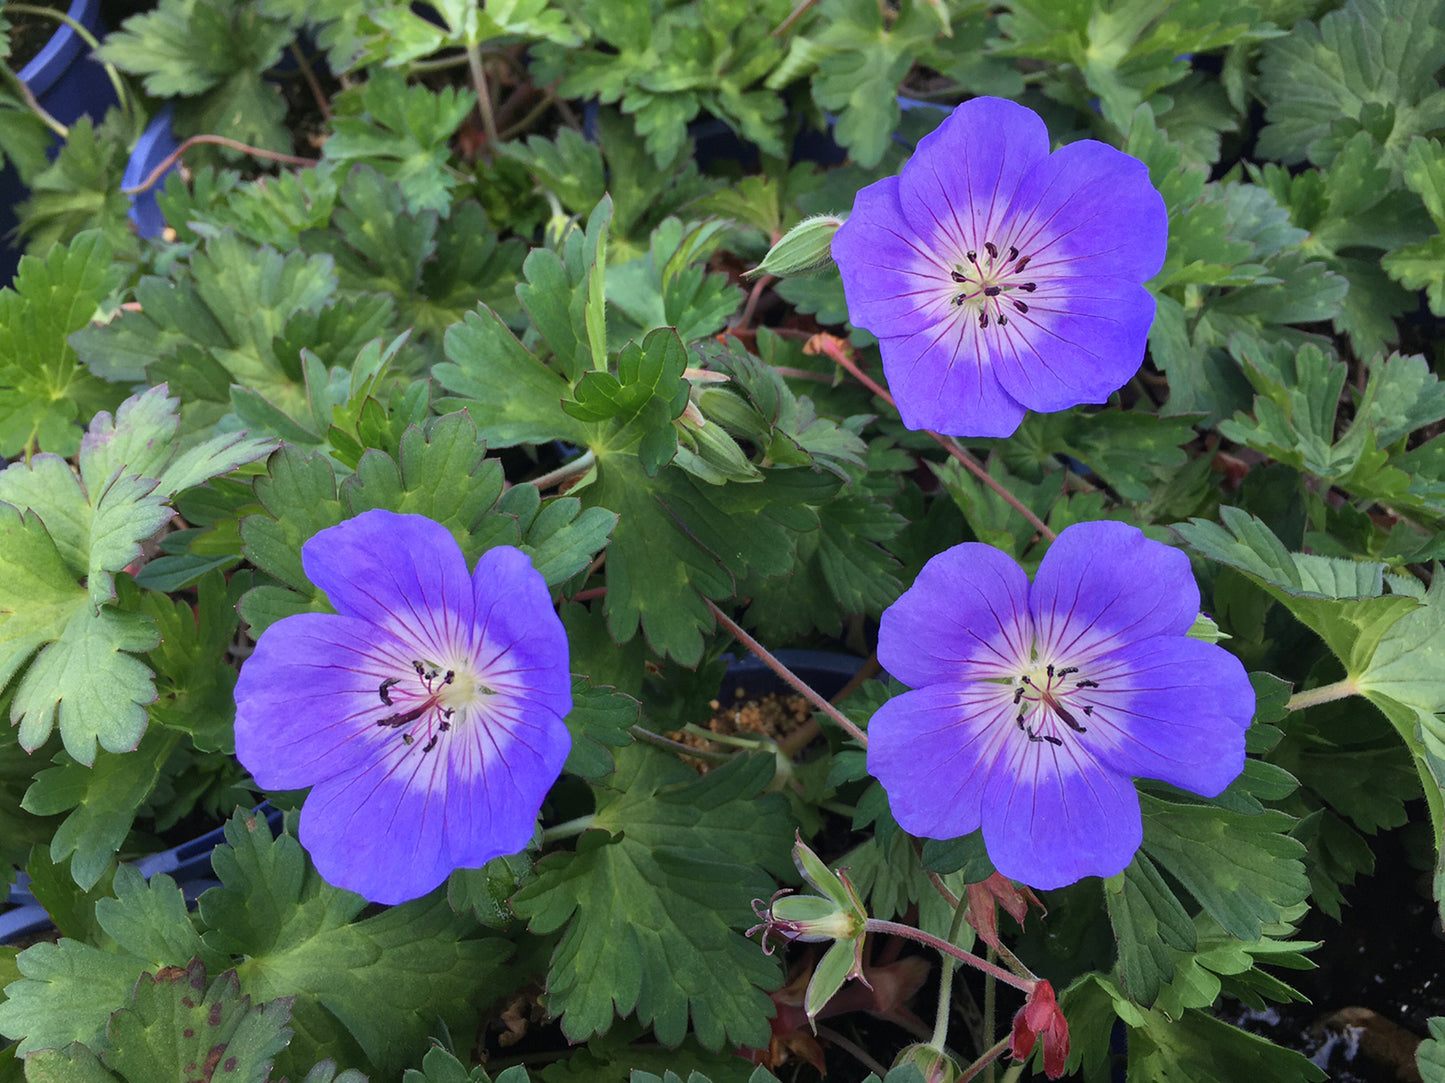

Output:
xmin=748 ymin=215 xmax=845 ymax=278
xmin=893 ymin=1044 xmax=961 ymax=1083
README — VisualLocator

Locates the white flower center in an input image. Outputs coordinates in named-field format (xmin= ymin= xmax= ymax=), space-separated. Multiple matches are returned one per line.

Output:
xmin=374 ymin=657 xmax=496 ymax=755
xmin=1011 ymin=661 xmax=1099 ymax=746
xmin=948 ymin=240 xmax=1038 ymax=329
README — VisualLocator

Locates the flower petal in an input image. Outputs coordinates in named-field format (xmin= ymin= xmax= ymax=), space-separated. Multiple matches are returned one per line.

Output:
xmin=234 ymin=612 xmax=411 ymax=790
xmin=896 ymin=97 xmax=1052 ymax=257
xmin=1082 ymin=637 xmax=1252 ymax=796
xmin=299 ymin=687 xmax=570 ymax=904
xmin=867 ymin=684 xmax=1012 ymax=840
xmin=877 ymin=321 xmax=1029 ymax=436
xmin=1028 ymin=521 xmax=1199 ymax=660
xmin=981 ymin=739 xmax=1143 ymax=888
xmin=986 ymin=278 xmax=1157 ymax=413
xmin=1005 ymin=139 xmax=1167 ymax=284
xmin=834 ymin=177 xmax=956 ymax=340
xmin=302 ymin=510 xmax=475 ymax=661
xmin=470 ymin=546 xmax=573 ymax=720
xmin=879 ymin=542 xmax=1032 ymax=687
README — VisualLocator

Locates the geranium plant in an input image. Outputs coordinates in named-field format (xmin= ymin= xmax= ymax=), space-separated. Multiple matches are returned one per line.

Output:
xmin=2 ymin=1 xmax=1445 ymax=1082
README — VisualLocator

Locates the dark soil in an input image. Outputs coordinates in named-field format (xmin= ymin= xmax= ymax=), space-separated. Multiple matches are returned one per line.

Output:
xmin=1221 ymin=821 xmax=1443 ymax=1082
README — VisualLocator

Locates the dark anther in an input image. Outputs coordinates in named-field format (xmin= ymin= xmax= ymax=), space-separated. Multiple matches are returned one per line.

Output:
xmin=1013 ymin=255 xmax=1031 ymax=273
xmin=966 ymin=250 xmax=978 ymax=263
xmin=984 ymin=241 xmax=998 ymax=260
xmin=1054 ymin=705 xmax=1087 ymax=734
xmin=1026 ymin=726 xmax=1043 ymax=742
xmin=1083 ymin=705 xmax=1094 ymax=716
xmin=951 ymin=270 xmax=968 ymax=283
xmin=1056 ymin=666 xmax=1078 ymax=677
xmin=378 ymin=703 xmax=428 ymax=728
xmin=411 ymin=660 xmax=425 ymax=677
xmin=1013 ymin=300 xmax=1029 ymax=314
xmin=1043 ymin=734 xmax=1063 ymax=746
xmin=1007 ymin=246 xmax=1019 ymax=262
xmin=1016 ymin=708 xmax=1027 ymax=728
xmin=1020 ymin=675 xmax=1037 ymax=687
xmin=979 ymin=312 xmax=989 ymax=328
xmin=1019 ymin=282 xmax=1037 ymax=292
xmin=402 ymin=733 xmax=415 ymax=745
xmin=443 ymin=670 xmax=455 ymax=685
xmin=998 ymin=314 xmax=1008 ymax=326
xmin=440 ymin=718 xmax=452 ymax=732
xmin=378 ymin=677 xmax=401 ymax=705
xmin=421 ymin=734 xmax=439 ymax=754
xmin=953 ymin=294 xmax=969 ymax=306
xmin=1076 ymin=679 xmax=1100 ymax=689
xmin=1046 ymin=664 xmax=1056 ymax=678
xmin=983 ymin=286 xmax=1002 ymax=297
xmin=1013 ymin=686 xmax=1026 ymax=704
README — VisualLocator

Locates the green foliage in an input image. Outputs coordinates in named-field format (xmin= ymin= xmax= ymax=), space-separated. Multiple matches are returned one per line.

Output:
xmin=0 ymin=232 xmax=123 ymax=458
xmin=512 ymin=749 xmax=791 ymax=1049
xmin=1256 ymin=0 xmax=1445 ymax=169
xmin=98 ymin=0 xmax=292 ymax=151
xmin=530 ymin=0 xmax=793 ymax=167
xmin=0 ymin=386 xmax=271 ymax=764
xmin=324 ymin=69 xmax=476 ymax=214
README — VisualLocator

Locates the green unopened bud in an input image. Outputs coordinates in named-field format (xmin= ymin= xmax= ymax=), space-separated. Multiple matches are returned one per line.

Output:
xmin=747 ymin=214 xmax=845 ymax=278
xmin=893 ymin=1044 xmax=961 ymax=1083
xmin=674 ymin=408 xmax=760 ymax=484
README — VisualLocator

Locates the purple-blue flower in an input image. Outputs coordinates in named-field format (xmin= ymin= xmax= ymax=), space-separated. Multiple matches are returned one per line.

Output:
xmin=831 ymin=97 xmax=1167 ymax=438
xmin=234 ymin=509 xmax=572 ymax=904
xmin=866 ymin=521 xmax=1253 ymax=889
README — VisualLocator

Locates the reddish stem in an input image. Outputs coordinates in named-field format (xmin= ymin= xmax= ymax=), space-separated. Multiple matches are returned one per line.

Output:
xmin=866 ymin=919 xmax=1036 ymax=995
xmin=121 ymin=135 xmax=318 ymax=196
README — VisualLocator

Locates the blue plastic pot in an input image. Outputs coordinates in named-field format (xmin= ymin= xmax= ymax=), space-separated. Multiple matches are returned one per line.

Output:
xmin=121 ymin=102 xmax=179 ymax=239
xmin=0 ymin=0 xmax=117 ymax=283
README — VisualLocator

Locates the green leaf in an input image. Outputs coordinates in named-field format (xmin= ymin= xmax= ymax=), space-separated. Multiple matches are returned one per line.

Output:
xmin=1106 ymin=852 xmax=1197 ymax=1006
xmin=198 ymin=811 xmax=513 ymax=1080
xmin=0 ymin=231 xmax=124 ymax=458
xmin=434 ymin=306 xmax=590 ymax=447
xmin=1174 ymin=507 xmax=1419 ymax=676
xmin=0 ymin=866 xmax=220 ymax=1056
xmin=98 ymin=0 xmax=291 ymax=97
xmin=1127 ymin=1005 xmax=1326 ymax=1082
xmin=1139 ymin=796 xmax=1310 ymax=942
xmin=1420 ymin=1017 xmax=1445 ymax=1083
xmin=1382 ymin=233 xmax=1445 ymax=315
xmin=101 ymin=960 xmax=293 ymax=1083
xmin=1256 ymin=0 xmax=1445 ymax=168
xmin=512 ymin=748 xmax=790 ymax=1049
xmin=324 ymin=70 xmax=475 ymax=215
xmin=22 ymin=730 xmax=175 ymax=890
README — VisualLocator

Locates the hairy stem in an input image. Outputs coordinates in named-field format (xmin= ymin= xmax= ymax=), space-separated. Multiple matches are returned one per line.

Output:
xmin=1285 ymin=676 xmax=1360 ymax=711
xmin=865 ymin=919 xmax=1035 ymax=994
xmin=706 ymin=600 xmax=869 ymax=748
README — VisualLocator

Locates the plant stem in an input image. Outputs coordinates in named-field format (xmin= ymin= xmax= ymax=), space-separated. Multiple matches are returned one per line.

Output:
xmin=930 ymin=894 xmax=973 ymax=1048
xmin=122 ymin=135 xmax=318 ymax=196
xmin=958 ymin=1036 xmax=1012 ymax=1083
xmin=865 ymin=919 xmax=1036 ymax=994
xmin=629 ymin=724 xmax=732 ymax=761
xmin=809 ymin=334 xmax=1055 ymax=542
xmin=465 ymin=43 xmax=499 ymax=149
xmin=289 ymin=42 xmax=330 ymax=121
xmin=527 ymin=448 xmax=595 ymax=491
xmin=1285 ymin=676 xmax=1360 ymax=711
xmin=705 ymin=599 xmax=870 ymax=748
xmin=983 ymin=948 xmax=997 ymax=1083
xmin=816 ymin=1024 xmax=890 ymax=1077
xmin=6 ymin=3 xmax=130 ymax=121
xmin=541 ymin=813 xmax=595 ymax=844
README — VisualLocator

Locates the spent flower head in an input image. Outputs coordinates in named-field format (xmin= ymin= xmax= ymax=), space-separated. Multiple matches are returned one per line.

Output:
xmin=234 ymin=509 xmax=572 ymax=904
xmin=831 ymin=96 xmax=1167 ymax=437
xmin=867 ymin=520 xmax=1254 ymax=889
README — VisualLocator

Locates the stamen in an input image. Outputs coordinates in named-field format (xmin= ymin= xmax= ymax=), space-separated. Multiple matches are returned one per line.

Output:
xmin=966 ymin=250 xmax=978 ymax=264
xmin=997 ymin=314 xmax=1008 ymax=326
xmin=378 ymin=677 xmax=401 ymax=705
xmin=1007 ymin=246 xmax=1019 ymax=262
xmin=953 ymin=294 xmax=969 ymax=307
xmin=1082 ymin=705 xmax=1094 ymax=716
xmin=1013 ymin=300 xmax=1029 ymax=314
xmin=951 ymin=270 xmax=968 ymax=283
xmin=979 ymin=312 xmax=989 ymax=328
xmin=1054 ymin=704 xmax=1087 ymax=734
xmin=984 ymin=241 xmax=998 ymax=260
xmin=1013 ymin=255 xmax=1031 ymax=273
xmin=421 ymin=734 xmax=439 ymax=754
xmin=1076 ymin=679 xmax=1099 ymax=689
xmin=1056 ymin=666 xmax=1078 ymax=677
xmin=1019 ymin=282 xmax=1037 ymax=292
xmin=983 ymin=286 xmax=1001 ymax=297
xmin=443 ymin=670 xmax=455 ymax=685
xmin=1013 ymin=687 xmax=1026 ymax=704
xmin=378 ymin=703 xmax=429 ymax=728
